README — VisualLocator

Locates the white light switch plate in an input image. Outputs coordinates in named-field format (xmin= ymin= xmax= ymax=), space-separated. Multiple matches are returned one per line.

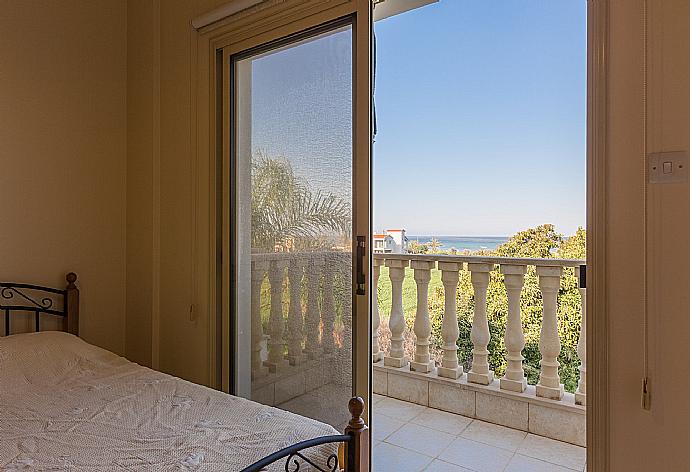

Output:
xmin=648 ymin=151 xmax=688 ymax=184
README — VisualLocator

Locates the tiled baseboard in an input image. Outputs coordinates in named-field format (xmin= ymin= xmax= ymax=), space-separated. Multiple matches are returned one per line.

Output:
xmin=374 ymin=362 xmax=586 ymax=447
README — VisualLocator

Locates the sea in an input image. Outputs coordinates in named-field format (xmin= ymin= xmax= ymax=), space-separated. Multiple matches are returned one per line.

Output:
xmin=407 ymin=236 xmax=509 ymax=252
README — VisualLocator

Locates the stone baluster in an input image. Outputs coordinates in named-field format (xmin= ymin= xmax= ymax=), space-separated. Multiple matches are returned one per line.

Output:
xmin=286 ymin=258 xmax=305 ymax=366
xmin=372 ymin=258 xmax=384 ymax=363
xmin=410 ymin=260 xmax=436 ymax=373
xmin=250 ymin=260 xmax=268 ymax=379
xmin=437 ymin=262 xmax=463 ymax=379
xmin=265 ymin=258 xmax=289 ymax=372
xmin=575 ymin=265 xmax=587 ymax=405
xmin=321 ymin=254 xmax=336 ymax=354
xmin=499 ymin=264 xmax=527 ymax=392
xmin=467 ymin=263 xmax=495 ymax=385
xmin=303 ymin=256 xmax=323 ymax=360
xmin=536 ymin=265 xmax=565 ymax=400
xmin=339 ymin=254 xmax=353 ymax=375
xmin=383 ymin=259 xmax=410 ymax=368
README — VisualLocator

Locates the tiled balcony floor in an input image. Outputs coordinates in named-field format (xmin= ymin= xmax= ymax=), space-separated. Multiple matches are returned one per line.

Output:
xmin=372 ymin=394 xmax=586 ymax=472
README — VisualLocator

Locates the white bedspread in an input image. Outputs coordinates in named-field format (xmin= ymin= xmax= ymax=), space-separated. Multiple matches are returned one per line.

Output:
xmin=0 ymin=332 xmax=339 ymax=471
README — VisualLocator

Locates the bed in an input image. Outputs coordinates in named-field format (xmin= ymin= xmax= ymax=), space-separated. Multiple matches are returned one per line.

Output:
xmin=0 ymin=274 xmax=368 ymax=471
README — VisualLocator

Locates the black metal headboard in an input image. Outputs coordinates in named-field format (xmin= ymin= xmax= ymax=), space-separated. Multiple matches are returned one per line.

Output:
xmin=0 ymin=273 xmax=79 ymax=337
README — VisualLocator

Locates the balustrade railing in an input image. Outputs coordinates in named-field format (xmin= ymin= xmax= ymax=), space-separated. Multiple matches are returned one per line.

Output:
xmin=250 ymin=251 xmax=352 ymax=382
xmin=372 ymin=253 xmax=587 ymax=405
xmin=249 ymin=251 xmax=586 ymax=408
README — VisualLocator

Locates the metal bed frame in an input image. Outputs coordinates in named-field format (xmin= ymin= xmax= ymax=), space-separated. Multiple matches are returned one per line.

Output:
xmin=0 ymin=273 xmax=368 ymax=472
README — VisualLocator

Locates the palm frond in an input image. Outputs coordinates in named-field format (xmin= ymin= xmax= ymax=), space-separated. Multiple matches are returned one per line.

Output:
xmin=250 ymin=153 xmax=351 ymax=250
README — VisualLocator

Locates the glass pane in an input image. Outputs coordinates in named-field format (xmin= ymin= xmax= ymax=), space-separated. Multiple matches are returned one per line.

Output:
xmin=233 ymin=24 xmax=353 ymax=430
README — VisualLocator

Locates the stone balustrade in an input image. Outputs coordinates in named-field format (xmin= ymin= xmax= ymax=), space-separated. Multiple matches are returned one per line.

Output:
xmin=372 ymin=253 xmax=587 ymax=446
xmin=249 ymin=251 xmax=352 ymax=410
xmin=248 ymin=250 xmax=587 ymax=445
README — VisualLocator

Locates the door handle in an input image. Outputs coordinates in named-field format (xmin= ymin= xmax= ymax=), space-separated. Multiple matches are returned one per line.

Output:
xmin=356 ymin=236 xmax=366 ymax=295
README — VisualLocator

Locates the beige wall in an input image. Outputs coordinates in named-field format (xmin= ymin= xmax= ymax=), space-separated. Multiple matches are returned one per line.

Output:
xmin=126 ymin=0 xmax=159 ymax=367
xmin=607 ymin=0 xmax=690 ymax=469
xmin=126 ymin=0 xmax=228 ymax=383
xmin=0 ymin=0 xmax=127 ymax=354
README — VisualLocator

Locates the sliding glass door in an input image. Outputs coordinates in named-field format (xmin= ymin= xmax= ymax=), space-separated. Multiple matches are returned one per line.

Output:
xmin=222 ymin=11 xmax=371 ymax=431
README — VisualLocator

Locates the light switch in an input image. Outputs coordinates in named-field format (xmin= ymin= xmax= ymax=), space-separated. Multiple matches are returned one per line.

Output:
xmin=648 ymin=151 xmax=688 ymax=184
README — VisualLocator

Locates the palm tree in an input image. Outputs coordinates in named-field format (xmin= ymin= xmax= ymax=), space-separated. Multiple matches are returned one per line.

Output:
xmin=251 ymin=153 xmax=351 ymax=251
xmin=428 ymin=237 xmax=443 ymax=254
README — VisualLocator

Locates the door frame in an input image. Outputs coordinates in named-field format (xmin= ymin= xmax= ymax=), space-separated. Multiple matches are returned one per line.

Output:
xmin=587 ymin=0 xmax=609 ymax=470
xmin=187 ymin=0 xmax=611 ymax=468
xmin=191 ymin=0 xmax=373 ymax=419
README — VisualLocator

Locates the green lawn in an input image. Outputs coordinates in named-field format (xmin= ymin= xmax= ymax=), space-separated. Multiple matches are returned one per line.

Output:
xmin=376 ymin=266 xmax=443 ymax=320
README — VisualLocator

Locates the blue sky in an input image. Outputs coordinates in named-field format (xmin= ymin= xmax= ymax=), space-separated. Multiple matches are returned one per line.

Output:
xmin=373 ymin=0 xmax=586 ymax=236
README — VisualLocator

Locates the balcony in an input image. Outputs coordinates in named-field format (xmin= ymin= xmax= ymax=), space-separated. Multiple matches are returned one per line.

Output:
xmin=247 ymin=250 xmax=587 ymax=469
xmin=372 ymin=253 xmax=586 ymax=448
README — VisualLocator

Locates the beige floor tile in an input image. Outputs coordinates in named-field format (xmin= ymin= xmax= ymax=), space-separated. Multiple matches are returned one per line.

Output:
xmin=424 ymin=459 xmax=474 ymax=471
xmin=372 ymin=393 xmax=386 ymax=404
xmin=517 ymin=434 xmax=586 ymax=471
xmin=372 ymin=412 xmax=406 ymax=441
xmin=375 ymin=397 xmax=427 ymax=421
xmin=460 ymin=419 xmax=527 ymax=452
xmin=372 ymin=394 xmax=587 ymax=472
xmin=373 ymin=442 xmax=433 ymax=472
xmin=387 ymin=423 xmax=456 ymax=458
xmin=411 ymin=408 xmax=473 ymax=435
xmin=505 ymin=454 xmax=574 ymax=472
xmin=437 ymin=437 xmax=514 ymax=472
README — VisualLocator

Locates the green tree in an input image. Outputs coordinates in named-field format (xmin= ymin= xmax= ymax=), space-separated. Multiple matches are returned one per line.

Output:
xmin=428 ymin=238 xmax=443 ymax=253
xmin=251 ymin=152 xmax=351 ymax=251
xmin=408 ymin=240 xmax=429 ymax=254
xmin=426 ymin=224 xmax=586 ymax=392
xmin=558 ymin=226 xmax=587 ymax=260
xmin=495 ymin=224 xmax=562 ymax=258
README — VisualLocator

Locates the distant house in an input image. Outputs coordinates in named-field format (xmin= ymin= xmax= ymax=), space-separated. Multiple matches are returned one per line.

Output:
xmin=373 ymin=229 xmax=409 ymax=254
xmin=373 ymin=233 xmax=394 ymax=253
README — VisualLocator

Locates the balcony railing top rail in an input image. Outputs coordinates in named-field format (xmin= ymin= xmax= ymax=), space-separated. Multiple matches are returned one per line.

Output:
xmin=252 ymin=251 xmax=585 ymax=266
xmin=374 ymin=252 xmax=585 ymax=268
xmin=251 ymin=251 xmax=349 ymax=261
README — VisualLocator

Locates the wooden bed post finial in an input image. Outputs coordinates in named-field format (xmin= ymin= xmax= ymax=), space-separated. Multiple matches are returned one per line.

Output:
xmin=347 ymin=397 xmax=365 ymax=429
xmin=344 ymin=397 xmax=368 ymax=472
xmin=65 ymin=272 xmax=79 ymax=336
xmin=66 ymin=272 xmax=77 ymax=288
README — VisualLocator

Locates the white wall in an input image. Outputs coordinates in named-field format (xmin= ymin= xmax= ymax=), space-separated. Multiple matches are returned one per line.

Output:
xmin=0 ymin=0 xmax=127 ymax=354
